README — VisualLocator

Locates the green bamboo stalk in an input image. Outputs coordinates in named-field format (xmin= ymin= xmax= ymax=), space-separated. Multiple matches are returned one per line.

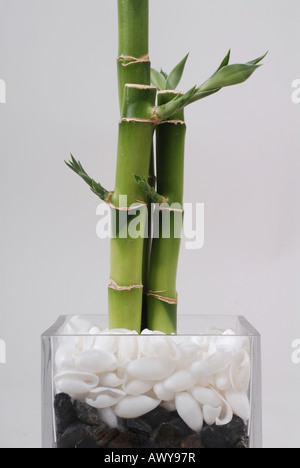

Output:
xmin=141 ymin=148 xmax=155 ymax=330
xmin=109 ymin=84 xmax=156 ymax=331
xmin=147 ymin=91 xmax=186 ymax=334
xmin=117 ymin=0 xmax=150 ymax=111
xmin=117 ymin=0 xmax=153 ymax=331
xmin=109 ymin=0 xmax=154 ymax=330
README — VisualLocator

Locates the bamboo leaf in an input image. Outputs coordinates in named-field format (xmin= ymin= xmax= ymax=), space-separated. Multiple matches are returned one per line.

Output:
xmin=188 ymin=87 xmax=222 ymax=104
xmin=166 ymin=53 xmax=189 ymax=90
xmin=247 ymin=51 xmax=269 ymax=65
xmin=155 ymin=51 xmax=267 ymax=114
xmin=187 ymin=51 xmax=267 ymax=106
xmin=65 ymin=155 xmax=109 ymax=202
xmin=134 ymin=175 xmax=164 ymax=204
xmin=160 ymin=69 xmax=169 ymax=80
xmin=215 ymin=49 xmax=231 ymax=73
xmin=198 ymin=63 xmax=262 ymax=93
xmin=156 ymin=86 xmax=197 ymax=120
xmin=151 ymin=68 xmax=167 ymax=91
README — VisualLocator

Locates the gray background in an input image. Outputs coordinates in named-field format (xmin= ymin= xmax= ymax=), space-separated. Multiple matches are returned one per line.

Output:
xmin=0 ymin=0 xmax=299 ymax=448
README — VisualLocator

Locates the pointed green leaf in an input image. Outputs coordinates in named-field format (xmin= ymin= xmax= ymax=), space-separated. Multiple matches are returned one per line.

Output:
xmin=151 ymin=68 xmax=167 ymax=91
xmin=215 ymin=49 xmax=231 ymax=73
xmin=247 ymin=51 xmax=269 ymax=66
xmin=166 ymin=53 xmax=189 ymax=90
xmin=160 ymin=69 xmax=169 ymax=80
xmin=188 ymin=87 xmax=222 ymax=105
xmin=65 ymin=157 xmax=109 ymax=202
xmin=156 ymin=86 xmax=197 ymax=120
xmin=134 ymin=175 xmax=164 ymax=204
xmin=181 ymin=52 xmax=267 ymax=108
xmin=198 ymin=63 xmax=261 ymax=93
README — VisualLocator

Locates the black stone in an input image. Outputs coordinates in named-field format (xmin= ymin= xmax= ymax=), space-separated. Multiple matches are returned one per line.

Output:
xmin=126 ymin=418 xmax=152 ymax=437
xmin=202 ymin=418 xmax=249 ymax=449
xmin=108 ymin=430 xmax=135 ymax=448
xmin=54 ymin=395 xmax=250 ymax=449
xmin=54 ymin=393 xmax=77 ymax=435
xmin=151 ymin=422 xmax=182 ymax=448
xmin=181 ymin=434 xmax=204 ymax=449
xmin=57 ymin=423 xmax=94 ymax=449
xmin=169 ymin=416 xmax=194 ymax=437
xmin=74 ymin=400 xmax=101 ymax=426
xmin=93 ymin=426 xmax=107 ymax=441
xmin=96 ymin=428 xmax=120 ymax=448
xmin=235 ymin=437 xmax=249 ymax=448
xmin=139 ymin=406 xmax=175 ymax=429
xmin=202 ymin=425 xmax=229 ymax=449
xmin=134 ymin=433 xmax=151 ymax=448
xmin=226 ymin=416 xmax=248 ymax=446
xmin=75 ymin=435 xmax=98 ymax=449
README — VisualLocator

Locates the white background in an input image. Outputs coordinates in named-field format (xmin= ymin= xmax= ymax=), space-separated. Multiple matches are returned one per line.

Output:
xmin=0 ymin=0 xmax=299 ymax=448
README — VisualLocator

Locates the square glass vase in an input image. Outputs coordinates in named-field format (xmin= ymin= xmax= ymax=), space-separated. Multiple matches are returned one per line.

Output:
xmin=42 ymin=315 xmax=262 ymax=449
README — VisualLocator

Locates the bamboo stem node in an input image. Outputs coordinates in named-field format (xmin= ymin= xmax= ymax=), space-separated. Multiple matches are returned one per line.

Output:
xmin=107 ymin=200 xmax=147 ymax=212
xmin=105 ymin=191 xmax=114 ymax=204
xmin=147 ymin=291 xmax=178 ymax=306
xmin=109 ymin=280 xmax=143 ymax=292
xmin=117 ymin=53 xmax=150 ymax=67
xmin=158 ymin=204 xmax=184 ymax=213
xmin=120 ymin=118 xmax=155 ymax=124
xmin=157 ymin=120 xmax=186 ymax=126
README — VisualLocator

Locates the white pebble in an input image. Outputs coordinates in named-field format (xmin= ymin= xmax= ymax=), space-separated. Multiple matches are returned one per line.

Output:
xmin=153 ymin=338 xmax=181 ymax=361
xmin=203 ymin=405 xmax=222 ymax=426
xmin=86 ymin=387 xmax=125 ymax=409
xmin=99 ymin=373 xmax=124 ymax=388
xmin=127 ymin=358 xmax=176 ymax=381
xmin=163 ymin=370 xmax=197 ymax=393
xmin=190 ymin=353 xmax=232 ymax=377
xmin=225 ymin=390 xmax=250 ymax=422
xmin=64 ymin=316 xmax=96 ymax=334
xmin=213 ymin=390 xmax=234 ymax=426
xmin=117 ymin=336 xmax=139 ymax=363
xmin=89 ymin=326 xmax=103 ymax=335
xmin=215 ymin=371 xmax=231 ymax=391
xmin=99 ymin=407 xmax=118 ymax=428
xmin=54 ymin=371 xmax=99 ymax=396
xmin=81 ymin=336 xmax=96 ymax=352
xmin=55 ymin=343 xmax=76 ymax=371
xmin=139 ymin=336 xmax=177 ymax=360
xmin=191 ymin=387 xmax=223 ymax=407
xmin=230 ymin=350 xmax=251 ymax=392
xmin=154 ymin=383 xmax=175 ymax=402
xmin=115 ymin=396 xmax=161 ymax=419
xmin=175 ymin=393 xmax=203 ymax=432
xmin=198 ymin=376 xmax=215 ymax=387
xmin=75 ymin=349 xmax=118 ymax=373
xmin=93 ymin=335 xmax=117 ymax=354
xmin=124 ymin=380 xmax=154 ymax=396
xmin=162 ymin=401 xmax=176 ymax=412
xmin=178 ymin=341 xmax=203 ymax=361
xmin=107 ymin=329 xmax=138 ymax=335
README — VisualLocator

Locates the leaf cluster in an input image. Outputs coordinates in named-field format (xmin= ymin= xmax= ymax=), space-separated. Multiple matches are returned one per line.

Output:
xmin=153 ymin=51 xmax=268 ymax=120
xmin=65 ymin=155 xmax=109 ymax=201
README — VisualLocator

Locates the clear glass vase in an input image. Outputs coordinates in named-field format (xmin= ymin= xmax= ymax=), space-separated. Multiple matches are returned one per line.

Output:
xmin=41 ymin=315 xmax=262 ymax=449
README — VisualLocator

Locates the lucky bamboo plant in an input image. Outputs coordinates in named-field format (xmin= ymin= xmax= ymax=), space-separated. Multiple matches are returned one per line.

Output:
xmin=66 ymin=0 xmax=266 ymax=334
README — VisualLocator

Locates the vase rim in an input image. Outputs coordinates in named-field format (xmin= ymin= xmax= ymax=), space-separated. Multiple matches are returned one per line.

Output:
xmin=42 ymin=314 xmax=260 ymax=338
